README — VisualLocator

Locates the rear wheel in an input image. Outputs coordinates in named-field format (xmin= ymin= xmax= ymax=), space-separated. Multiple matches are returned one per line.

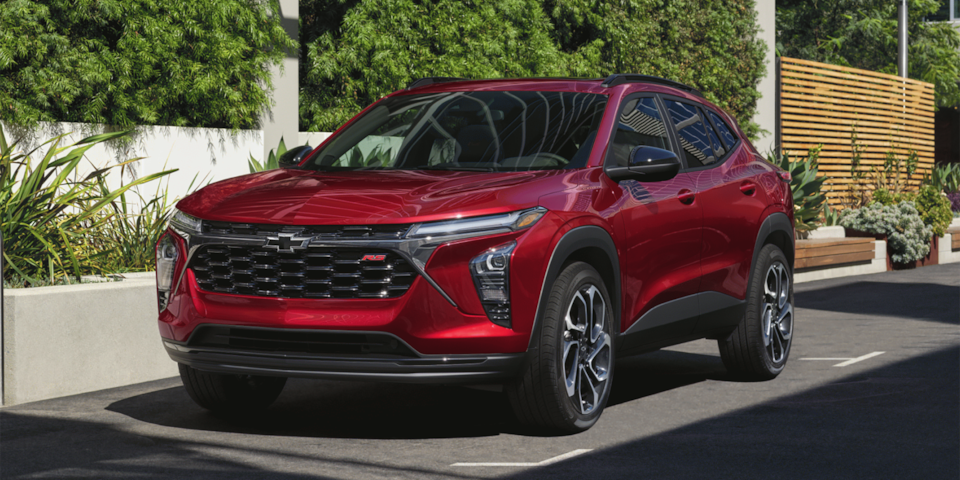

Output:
xmin=506 ymin=262 xmax=614 ymax=434
xmin=179 ymin=364 xmax=286 ymax=413
xmin=718 ymin=243 xmax=794 ymax=379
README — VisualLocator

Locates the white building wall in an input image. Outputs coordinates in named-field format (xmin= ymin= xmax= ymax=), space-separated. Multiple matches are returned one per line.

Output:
xmin=753 ymin=0 xmax=778 ymax=155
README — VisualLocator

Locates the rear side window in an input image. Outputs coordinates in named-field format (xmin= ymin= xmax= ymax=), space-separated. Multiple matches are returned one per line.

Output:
xmin=607 ymin=97 xmax=670 ymax=167
xmin=706 ymin=110 xmax=738 ymax=150
xmin=664 ymin=99 xmax=719 ymax=168
xmin=699 ymin=106 xmax=727 ymax=158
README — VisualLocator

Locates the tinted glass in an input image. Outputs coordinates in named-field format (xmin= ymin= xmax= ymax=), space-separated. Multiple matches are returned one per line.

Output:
xmin=707 ymin=110 xmax=738 ymax=149
xmin=699 ymin=106 xmax=727 ymax=157
xmin=664 ymin=99 xmax=719 ymax=167
xmin=608 ymin=97 xmax=670 ymax=167
xmin=927 ymin=0 xmax=949 ymax=20
xmin=308 ymin=91 xmax=607 ymax=171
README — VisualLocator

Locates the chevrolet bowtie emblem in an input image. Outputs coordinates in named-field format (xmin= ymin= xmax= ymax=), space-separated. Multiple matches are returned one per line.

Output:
xmin=264 ymin=232 xmax=311 ymax=253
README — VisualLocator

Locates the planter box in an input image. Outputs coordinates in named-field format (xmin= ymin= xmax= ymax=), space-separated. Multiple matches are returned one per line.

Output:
xmin=844 ymin=228 xmax=939 ymax=271
xmin=1 ymin=273 xmax=177 ymax=406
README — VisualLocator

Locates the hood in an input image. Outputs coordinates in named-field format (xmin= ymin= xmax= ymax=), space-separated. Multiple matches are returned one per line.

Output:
xmin=176 ymin=169 xmax=577 ymax=225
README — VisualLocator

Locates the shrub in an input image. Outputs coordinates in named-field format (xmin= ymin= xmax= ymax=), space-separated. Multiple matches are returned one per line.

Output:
xmin=914 ymin=185 xmax=953 ymax=237
xmin=926 ymin=163 xmax=960 ymax=194
xmin=1 ymin=129 xmax=173 ymax=286
xmin=948 ymin=192 xmax=960 ymax=214
xmin=839 ymin=202 xmax=933 ymax=264
xmin=299 ymin=0 xmax=767 ymax=135
xmin=0 ymin=0 xmax=294 ymax=129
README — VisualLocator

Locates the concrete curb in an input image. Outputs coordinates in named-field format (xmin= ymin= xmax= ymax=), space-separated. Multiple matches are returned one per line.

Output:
xmin=2 ymin=273 xmax=176 ymax=406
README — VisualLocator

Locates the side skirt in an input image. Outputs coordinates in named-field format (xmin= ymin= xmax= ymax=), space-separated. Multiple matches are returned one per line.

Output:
xmin=616 ymin=291 xmax=745 ymax=357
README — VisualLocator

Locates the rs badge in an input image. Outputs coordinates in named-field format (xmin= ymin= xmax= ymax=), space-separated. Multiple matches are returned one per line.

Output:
xmin=361 ymin=254 xmax=387 ymax=262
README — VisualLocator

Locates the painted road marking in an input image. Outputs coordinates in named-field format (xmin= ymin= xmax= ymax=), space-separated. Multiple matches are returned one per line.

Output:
xmin=800 ymin=351 xmax=885 ymax=367
xmin=451 ymin=449 xmax=593 ymax=467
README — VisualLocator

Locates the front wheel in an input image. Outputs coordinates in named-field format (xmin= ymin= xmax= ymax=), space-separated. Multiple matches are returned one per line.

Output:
xmin=718 ymin=243 xmax=794 ymax=380
xmin=506 ymin=262 xmax=615 ymax=434
xmin=179 ymin=364 xmax=287 ymax=413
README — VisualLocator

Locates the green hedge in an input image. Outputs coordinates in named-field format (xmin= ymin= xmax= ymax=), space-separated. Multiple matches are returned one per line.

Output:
xmin=0 ymin=0 xmax=293 ymax=129
xmin=300 ymin=0 xmax=767 ymax=137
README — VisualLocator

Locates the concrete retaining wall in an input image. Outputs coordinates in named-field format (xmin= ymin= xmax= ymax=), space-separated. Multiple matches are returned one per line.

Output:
xmin=1 ymin=273 xmax=176 ymax=406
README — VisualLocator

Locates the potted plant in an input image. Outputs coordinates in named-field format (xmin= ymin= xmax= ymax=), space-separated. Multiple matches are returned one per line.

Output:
xmin=840 ymin=201 xmax=933 ymax=270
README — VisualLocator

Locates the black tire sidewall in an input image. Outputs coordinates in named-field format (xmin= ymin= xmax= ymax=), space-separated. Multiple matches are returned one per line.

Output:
xmin=542 ymin=262 xmax=615 ymax=430
xmin=747 ymin=244 xmax=794 ymax=375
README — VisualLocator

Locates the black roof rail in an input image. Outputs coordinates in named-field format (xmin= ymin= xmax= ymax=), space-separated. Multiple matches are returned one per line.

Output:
xmin=406 ymin=77 xmax=470 ymax=90
xmin=601 ymin=74 xmax=703 ymax=97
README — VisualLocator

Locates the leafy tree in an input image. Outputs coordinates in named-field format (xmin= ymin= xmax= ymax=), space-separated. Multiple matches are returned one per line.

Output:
xmin=777 ymin=0 xmax=960 ymax=108
xmin=300 ymin=0 xmax=768 ymax=137
xmin=0 ymin=0 xmax=295 ymax=129
xmin=299 ymin=0 xmax=568 ymax=132
xmin=543 ymin=0 xmax=767 ymax=139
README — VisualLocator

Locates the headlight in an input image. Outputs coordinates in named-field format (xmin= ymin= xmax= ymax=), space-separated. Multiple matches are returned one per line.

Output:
xmin=407 ymin=207 xmax=546 ymax=239
xmin=470 ymin=241 xmax=517 ymax=328
xmin=168 ymin=207 xmax=202 ymax=233
xmin=156 ymin=234 xmax=180 ymax=312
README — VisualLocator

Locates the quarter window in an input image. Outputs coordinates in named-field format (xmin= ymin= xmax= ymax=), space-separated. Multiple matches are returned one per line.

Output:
xmin=664 ymin=99 xmax=718 ymax=168
xmin=608 ymin=97 xmax=670 ymax=167
xmin=706 ymin=110 xmax=738 ymax=150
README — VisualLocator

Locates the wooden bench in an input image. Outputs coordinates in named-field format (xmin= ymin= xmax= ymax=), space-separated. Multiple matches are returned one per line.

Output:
xmin=795 ymin=237 xmax=876 ymax=270
xmin=948 ymin=226 xmax=960 ymax=252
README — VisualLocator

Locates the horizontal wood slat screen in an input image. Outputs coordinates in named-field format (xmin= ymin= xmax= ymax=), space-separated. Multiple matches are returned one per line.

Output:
xmin=779 ymin=57 xmax=936 ymax=208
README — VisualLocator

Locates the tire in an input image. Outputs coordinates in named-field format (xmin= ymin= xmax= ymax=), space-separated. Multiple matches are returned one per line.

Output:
xmin=179 ymin=364 xmax=287 ymax=413
xmin=506 ymin=261 xmax=615 ymax=434
xmin=718 ymin=243 xmax=794 ymax=380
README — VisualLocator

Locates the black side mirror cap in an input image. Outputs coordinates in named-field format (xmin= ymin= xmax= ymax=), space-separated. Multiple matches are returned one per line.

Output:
xmin=278 ymin=145 xmax=313 ymax=169
xmin=605 ymin=146 xmax=681 ymax=183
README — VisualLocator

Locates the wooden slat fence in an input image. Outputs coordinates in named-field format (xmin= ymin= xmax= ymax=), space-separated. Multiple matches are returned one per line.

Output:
xmin=779 ymin=57 xmax=936 ymax=207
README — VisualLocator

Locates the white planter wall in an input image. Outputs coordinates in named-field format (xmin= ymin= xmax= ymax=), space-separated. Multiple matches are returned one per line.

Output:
xmin=1 ymin=273 xmax=176 ymax=406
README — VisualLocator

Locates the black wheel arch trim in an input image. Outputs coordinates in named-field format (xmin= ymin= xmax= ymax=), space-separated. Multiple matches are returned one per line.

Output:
xmin=526 ymin=225 xmax=622 ymax=351
xmin=751 ymin=212 xmax=795 ymax=274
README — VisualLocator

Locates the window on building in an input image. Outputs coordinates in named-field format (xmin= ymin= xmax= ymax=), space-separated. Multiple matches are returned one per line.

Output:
xmin=927 ymin=0 xmax=957 ymax=21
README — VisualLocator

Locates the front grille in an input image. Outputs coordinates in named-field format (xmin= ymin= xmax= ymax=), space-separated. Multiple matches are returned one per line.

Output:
xmin=202 ymin=221 xmax=411 ymax=240
xmin=190 ymin=245 xmax=418 ymax=299
xmin=187 ymin=326 xmax=417 ymax=357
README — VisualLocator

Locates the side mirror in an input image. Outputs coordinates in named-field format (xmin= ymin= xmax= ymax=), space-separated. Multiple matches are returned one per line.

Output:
xmin=605 ymin=146 xmax=681 ymax=183
xmin=278 ymin=145 xmax=313 ymax=168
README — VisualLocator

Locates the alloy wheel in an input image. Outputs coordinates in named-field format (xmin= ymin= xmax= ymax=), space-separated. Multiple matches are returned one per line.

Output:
xmin=761 ymin=262 xmax=793 ymax=364
xmin=562 ymin=284 xmax=612 ymax=415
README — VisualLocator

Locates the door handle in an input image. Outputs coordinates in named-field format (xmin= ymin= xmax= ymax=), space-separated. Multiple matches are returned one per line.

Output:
xmin=740 ymin=182 xmax=757 ymax=196
xmin=678 ymin=189 xmax=696 ymax=205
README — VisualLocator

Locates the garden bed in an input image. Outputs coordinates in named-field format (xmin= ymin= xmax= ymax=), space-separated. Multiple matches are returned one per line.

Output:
xmin=2 ymin=273 xmax=176 ymax=406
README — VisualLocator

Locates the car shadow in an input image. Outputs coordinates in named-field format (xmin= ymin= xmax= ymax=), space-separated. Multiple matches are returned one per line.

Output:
xmin=106 ymin=350 xmax=730 ymax=439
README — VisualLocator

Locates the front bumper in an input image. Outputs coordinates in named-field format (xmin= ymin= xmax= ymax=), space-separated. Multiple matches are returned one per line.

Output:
xmin=163 ymin=326 xmax=525 ymax=383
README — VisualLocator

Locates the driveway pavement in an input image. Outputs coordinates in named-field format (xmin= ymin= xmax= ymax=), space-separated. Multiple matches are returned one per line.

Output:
xmin=2 ymin=264 xmax=958 ymax=479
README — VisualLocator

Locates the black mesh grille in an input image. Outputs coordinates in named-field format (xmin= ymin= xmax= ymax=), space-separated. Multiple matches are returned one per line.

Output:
xmin=202 ymin=221 xmax=411 ymax=240
xmin=190 ymin=245 xmax=418 ymax=299
xmin=187 ymin=326 xmax=417 ymax=357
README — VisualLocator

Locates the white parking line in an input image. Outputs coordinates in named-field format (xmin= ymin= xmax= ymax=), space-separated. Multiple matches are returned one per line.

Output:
xmin=451 ymin=449 xmax=593 ymax=467
xmin=800 ymin=352 xmax=885 ymax=367
xmin=832 ymin=351 xmax=885 ymax=367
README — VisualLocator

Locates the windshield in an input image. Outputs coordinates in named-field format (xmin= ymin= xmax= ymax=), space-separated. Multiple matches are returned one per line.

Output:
xmin=306 ymin=91 xmax=608 ymax=172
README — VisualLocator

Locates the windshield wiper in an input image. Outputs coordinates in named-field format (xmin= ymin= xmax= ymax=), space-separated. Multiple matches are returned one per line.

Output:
xmin=415 ymin=165 xmax=498 ymax=172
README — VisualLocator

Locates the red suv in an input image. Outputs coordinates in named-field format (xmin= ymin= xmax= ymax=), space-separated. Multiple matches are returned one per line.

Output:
xmin=157 ymin=75 xmax=795 ymax=433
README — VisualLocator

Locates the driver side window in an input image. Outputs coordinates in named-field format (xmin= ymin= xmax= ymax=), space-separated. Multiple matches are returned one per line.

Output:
xmin=608 ymin=97 xmax=671 ymax=168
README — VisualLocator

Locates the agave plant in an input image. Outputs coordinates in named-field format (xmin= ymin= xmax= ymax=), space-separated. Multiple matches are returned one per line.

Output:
xmin=767 ymin=146 xmax=828 ymax=234
xmin=1 ymin=129 xmax=174 ymax=286
xmin=248 ymin=137 xmax=287 ymax=173
xmin=925 ymin=163 xmax=960 ymax=194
